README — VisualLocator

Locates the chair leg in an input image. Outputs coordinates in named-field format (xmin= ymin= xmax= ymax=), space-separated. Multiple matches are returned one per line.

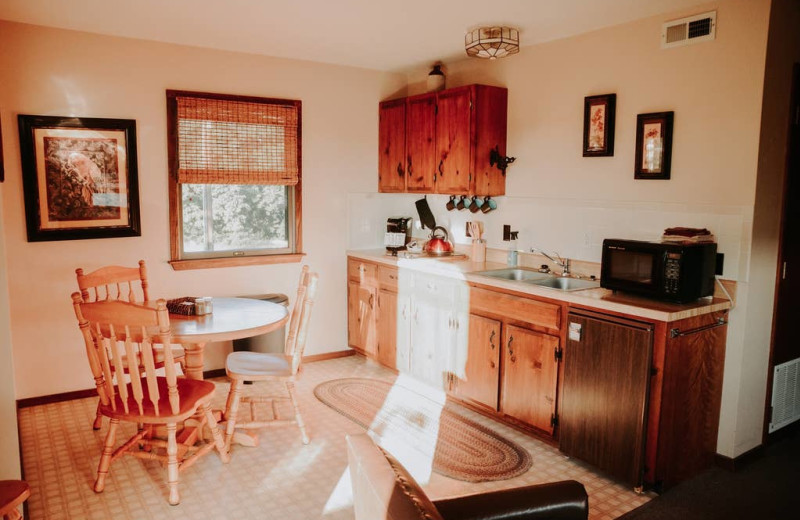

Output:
xmin=93 ymin=400 xmax=103 ymax=430
xmin=202 ymin=402 xmax=231 ymax=463
xmin=224 ymin=379 xmax=243 ymax=450
xmin=287 ymin=381 xmax=309 ymax=445
xmin=94 ymin=418 xmax=118 ymax=493
xmin=166 ymin=422 xmax=180 ymax=506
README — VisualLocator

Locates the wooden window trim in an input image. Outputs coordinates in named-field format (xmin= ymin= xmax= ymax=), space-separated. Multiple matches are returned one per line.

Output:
xmin=166 ymin=90 xmax=303 ymax=270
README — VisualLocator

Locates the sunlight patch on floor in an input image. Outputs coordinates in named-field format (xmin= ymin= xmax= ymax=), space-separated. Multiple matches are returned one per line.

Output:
xmin=367 ymin=373 xmax=445 ymax=485
xmin=322 ymin=467 xmax=353 ymax=516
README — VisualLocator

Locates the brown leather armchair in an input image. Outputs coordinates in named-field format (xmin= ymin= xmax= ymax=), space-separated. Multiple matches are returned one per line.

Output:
xmin=347 ymin=434 xmax=589 ymax=520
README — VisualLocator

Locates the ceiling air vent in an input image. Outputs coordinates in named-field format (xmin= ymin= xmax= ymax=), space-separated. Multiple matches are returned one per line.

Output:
xmin=661 ymin=11 xmax=716 ymax=49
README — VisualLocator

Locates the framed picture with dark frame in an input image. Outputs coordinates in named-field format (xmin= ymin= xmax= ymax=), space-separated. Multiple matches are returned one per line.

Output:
xmin=634 ymin=111 xmax=674 ymax=180
xmin=583 ymin=93 xmax=616 ymax=157
xmin=18 ymin=115 xmax=141 ymax=242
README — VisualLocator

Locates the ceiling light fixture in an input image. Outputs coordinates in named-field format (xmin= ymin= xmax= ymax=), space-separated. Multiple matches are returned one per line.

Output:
xmin=465 ymin=26 xmax=520 ymax=59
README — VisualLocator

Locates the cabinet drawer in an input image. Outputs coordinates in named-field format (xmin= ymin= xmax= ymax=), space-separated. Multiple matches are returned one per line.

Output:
xmin=378 ymin=266 xmax=399 ymax=291
xmin=348 ymin=260 xmax=377 ymax=284
xmin=470 ymin=287 xmax=561 ymax=331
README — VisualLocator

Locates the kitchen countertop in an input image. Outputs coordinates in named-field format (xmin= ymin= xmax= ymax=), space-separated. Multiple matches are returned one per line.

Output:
xmin=347 ymin=249 xmax=732 ymax=323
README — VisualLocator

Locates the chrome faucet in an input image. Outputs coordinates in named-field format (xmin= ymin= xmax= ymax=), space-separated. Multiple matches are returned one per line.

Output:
xmin=530 ymin=247 xmax=571 ymax=277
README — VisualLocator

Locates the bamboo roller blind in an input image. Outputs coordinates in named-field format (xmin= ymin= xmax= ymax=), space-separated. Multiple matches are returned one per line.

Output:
xmin=176 ymin=96 xmax=299 ymax=185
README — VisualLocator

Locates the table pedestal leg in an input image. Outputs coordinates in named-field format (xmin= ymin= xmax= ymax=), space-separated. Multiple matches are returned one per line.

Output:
xmin=183 ymin=342 xmax=205 ymax=381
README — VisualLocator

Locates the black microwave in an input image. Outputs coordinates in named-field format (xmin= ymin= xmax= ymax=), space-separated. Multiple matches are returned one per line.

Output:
xmin=600 ymin=239 xmax=717 ymax=303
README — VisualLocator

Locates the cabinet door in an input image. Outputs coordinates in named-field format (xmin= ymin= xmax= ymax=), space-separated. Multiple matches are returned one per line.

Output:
xmin=347 ymin=280 xmax=376 ymax=355
xmin=456 ymin=314 xmax=500 ymax=410
xmin=435 ymin=87 xmax=472 ymax=194
xmin=500 ymin=325 xmax=559 ymax=434
xmin=657 ymin=314 xmax=727 ymax=488
xmin=378 ymin=100 xmax=406 ymax=193
xmin=405 ymin=94 xmax=437 ymax=192
xmin=376 ymin=289 xmax=398 ymax=370
xmin=409 ymin=295 xmax=442 ymax=386
xmin=559 ymin=312 xmax=653 ymax=488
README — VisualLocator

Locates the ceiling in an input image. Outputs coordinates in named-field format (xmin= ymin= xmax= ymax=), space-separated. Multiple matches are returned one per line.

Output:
xmin=0 ymin=0 xmax=722 ymax=72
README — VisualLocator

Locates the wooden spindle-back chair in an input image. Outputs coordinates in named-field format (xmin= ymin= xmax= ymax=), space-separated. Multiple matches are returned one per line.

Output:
xmin=71 ymin=294 xmax=229 ymax=505
xmin=76 ymin=260 xmax=186 ymax=429
xmin=223 ymin=266 xmax=319 ymax=447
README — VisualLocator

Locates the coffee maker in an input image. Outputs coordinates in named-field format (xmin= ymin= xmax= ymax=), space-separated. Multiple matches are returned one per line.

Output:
xmin=384 ymin=217 xmax=412 ymax=255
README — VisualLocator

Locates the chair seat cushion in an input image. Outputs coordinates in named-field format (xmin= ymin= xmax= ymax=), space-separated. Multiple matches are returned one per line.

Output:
xmin=99 ymin=377 xmax=216 ymax=423
xmin=226 ymin=351 xmax=293 ymax=380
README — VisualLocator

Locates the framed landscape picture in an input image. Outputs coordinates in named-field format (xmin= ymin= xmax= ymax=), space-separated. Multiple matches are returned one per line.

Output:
xmin=634 ymin=111 xmax=674 ymax=180
xmin=18 ymin=115 xmax=141 ymax=242
xmin=583 ymin=93 xmax=616 ymax=157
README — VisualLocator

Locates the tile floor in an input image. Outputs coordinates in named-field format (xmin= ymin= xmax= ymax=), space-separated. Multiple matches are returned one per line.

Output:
xmin=18 ymin=355 xmax=653 ymax=519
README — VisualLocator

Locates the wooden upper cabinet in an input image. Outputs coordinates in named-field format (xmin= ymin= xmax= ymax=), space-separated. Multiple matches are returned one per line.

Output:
xmin=378 ymin=99 xmax=406 ymax=192
xmin=378 ymin=84 xmax=508 ymax=195
xmin=435 ymin=87 xmax=472 ymax=194
xmin=473 ymin=85 xmax=508 ymax=196
xmin=405 ymin=94 xmax=437 ymax=192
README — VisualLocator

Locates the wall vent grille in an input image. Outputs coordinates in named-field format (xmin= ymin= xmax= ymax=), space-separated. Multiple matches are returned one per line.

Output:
xmin=769 ymin=357 xmax=800 ymax=433
xmin=662 ymin=11 xmax=716 ymax=49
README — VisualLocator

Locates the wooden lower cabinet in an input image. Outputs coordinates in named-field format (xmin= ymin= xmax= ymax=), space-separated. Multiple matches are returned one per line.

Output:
xmin=376 ymin=288 xmax=398 ymax=370
xmin=655 ymin=312 xmax=728 ymax=489
xmin=347 ymin=279 xmax=376 ymax=355
xmin=455 ymin=314 xmax=500 ymax=409
xmin=500 ymin=325 xmax=559 ymax=436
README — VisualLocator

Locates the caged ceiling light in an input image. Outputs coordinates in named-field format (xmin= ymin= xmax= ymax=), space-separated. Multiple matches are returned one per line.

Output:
xmin=465 ymin=26 xmax=520 ymax=59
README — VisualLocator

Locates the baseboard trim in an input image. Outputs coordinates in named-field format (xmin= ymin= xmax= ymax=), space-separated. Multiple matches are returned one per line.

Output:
xmin=303 ymin=349 xmax=355 ymax=363
xmin=17 ymin=388 xmax=97 ymax=409
xmin=17 ymin=350 xmax=356 ymax=408
xmin=715 ymin=444 xmax=763 ymax=472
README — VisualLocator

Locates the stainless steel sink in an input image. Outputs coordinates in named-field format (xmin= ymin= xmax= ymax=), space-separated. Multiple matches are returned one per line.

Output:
xmin=473 ymin=268 xmax=552 ymax=282
xmin=526 ymin=276 xmax=600 ymax=291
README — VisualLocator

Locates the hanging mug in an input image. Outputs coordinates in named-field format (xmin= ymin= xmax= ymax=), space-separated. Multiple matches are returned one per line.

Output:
xmin=456 ymin=195 xmax=468 ymax=210
xmin=481 ymin=196 xmax=498 ymax=213
xmin=446 ymin=195 xmax=456 ymax=211
xmin=469 ymin=196 xmax=483 ymax=213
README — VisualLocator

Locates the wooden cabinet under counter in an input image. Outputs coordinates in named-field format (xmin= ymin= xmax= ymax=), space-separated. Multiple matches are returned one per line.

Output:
xmin=346 ymin=253 xmax=730 ymax=490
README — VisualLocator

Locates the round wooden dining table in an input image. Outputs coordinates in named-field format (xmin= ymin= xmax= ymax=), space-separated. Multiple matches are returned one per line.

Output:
xmin=169 ymin=297 xmax=289 ymax=381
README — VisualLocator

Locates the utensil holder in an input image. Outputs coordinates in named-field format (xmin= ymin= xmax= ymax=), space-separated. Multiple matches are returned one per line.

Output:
xmin=471 ymin=240 xmax=486 ymax=263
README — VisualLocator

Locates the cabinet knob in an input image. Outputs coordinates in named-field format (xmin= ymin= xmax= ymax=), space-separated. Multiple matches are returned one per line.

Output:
xmin=489 ymin=330 xmax=496 ymax=349
xmin=508 ymin=335 xmax=515 ymax=362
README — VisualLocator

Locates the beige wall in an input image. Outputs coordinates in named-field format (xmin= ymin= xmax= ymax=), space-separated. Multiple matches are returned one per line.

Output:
xmin=0 ymin=21 xmax=405 ymax=399
xmin=393 ymin=0 xmax=771 ymax=458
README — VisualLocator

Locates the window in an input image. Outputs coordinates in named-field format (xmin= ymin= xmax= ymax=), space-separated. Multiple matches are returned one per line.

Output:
xmin=167 ymin=90 xmax=302 ymax=269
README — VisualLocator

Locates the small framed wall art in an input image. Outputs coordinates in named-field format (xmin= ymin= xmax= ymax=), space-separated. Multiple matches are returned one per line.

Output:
xmin=634 ymin=111 xmax=674 ymax=180
xmin=18 ymin=115 xmax=141 ymax=242
xmin=583 ymin=93 xmax=616 ymax=157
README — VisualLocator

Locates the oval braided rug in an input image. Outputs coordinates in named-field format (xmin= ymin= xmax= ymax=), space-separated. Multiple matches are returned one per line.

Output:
xmin=314 ymin=377 xmax=532 ymax=482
